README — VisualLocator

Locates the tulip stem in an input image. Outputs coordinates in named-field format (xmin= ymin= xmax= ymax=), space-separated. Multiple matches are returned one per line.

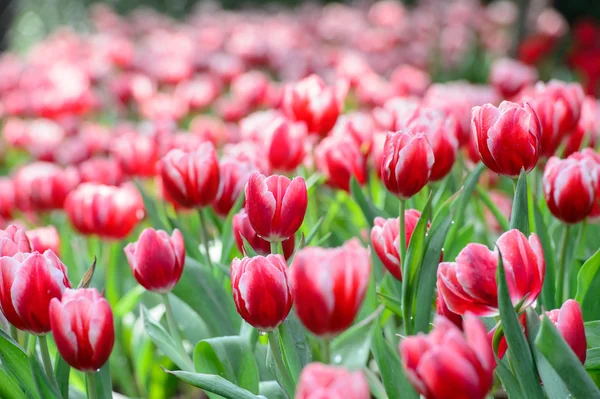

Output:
xmin=27 ymin=334 xmax=36 ymax=355
xmin=197 ymin=209 xmax=215 ymax=272
xmin=270 ymin=241 xmax=279 ymax=255
xmin=321 ymin=338 xmax=331 ymax=364
xmin=86 ymin=372 xmax=98 ymax=399
xmin=556 ymin=225 xmax=571 ymax=305
xmin=162 ymin=294 xmax=187 ymax=356
xmin=267 ymin=330 xmax=295 ymax=398
xmin=39 ymin=335 xmax=59 ymax=390
xmin=9 ymin=325 xmax=18 ymax=342
xmin=399 ymin=200 xmax=407 ymax=266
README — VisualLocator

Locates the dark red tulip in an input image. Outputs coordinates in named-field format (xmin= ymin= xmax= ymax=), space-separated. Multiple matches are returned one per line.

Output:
xmin=315 ymin=136 xmax=367 ymax=192
xmin=232 ymin=209 xmax=295 ymax=259
xmin=295 ymin=363 xmax=370 ymax=399
xmin=212 ymin=158 xmax=255 ymax=217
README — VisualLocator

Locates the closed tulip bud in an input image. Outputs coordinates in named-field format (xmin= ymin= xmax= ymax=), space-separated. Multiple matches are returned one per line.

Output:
xmin=49 ymin=288 xmax=114 ymax=371
xmin=64 ymin=183 xmax=145 ymax=240
xmin=380 ymin=131 xmax=434 ymax=199
xmin=232 ymin=209 xmax=295 ymax=259
xmin=315 ymin=136 xmax=367 ymax=192
xmin=290 ymin=241 xmax=371 ymax=337
xmin=245 ymin=172 xmax=307 ymax=242
xmin=26 ymin=226 xmax=60 ymax=255
xmin=543 ymin=154 xmax=598 ymax=224
xmin=0 ymin=225 xmax=32 ymax=256
xmin=400 ymin=314 xmax=495 ymax=399
xmin=471 ymin=101 xmax=542 ymax=178
xmin=489 ymin=58 xmax=538 ymax=99
xmin=14 ymin=162 xmax=80 ymax=211
xmin=370 ymin=211 xmax=421 ymax=281
xmin=0 ymin=250 xmax=71 ymax=333
xmin=111 ymin=133 xmax=160 ymax=177
xmin=78 ymin=157 xmax=124 ymax=186
xmin=230 ymin=255 xmax=293 ymax=331
xmin=545 ymin=299 xmax=587 ymax=364
xmin=265 ymin=117 xmax=307 ymax=172
xmin=212 ymin=159 xmax=255 ymax=217
xmin=124 ymin=228 xmax=185 ymax=293
xmin=295 ymin=363 xmax=370 ymax=399
xmin=437 ymin=229 xmax=545 ymax=317
xmin=159 ymin=144 xmax=221 ymax=208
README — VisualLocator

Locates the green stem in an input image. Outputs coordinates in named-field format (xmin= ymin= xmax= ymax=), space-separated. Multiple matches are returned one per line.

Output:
xmin=9 ymin=324 xmax=18 ymax=342
xmin=27 ymin=334 xmax=36 ymax=355
xmin=321 ymin=339 xmax=330 ymax=364
xmin=86 ymin=372 xmax=98 ymax=399
xmin=399 ymin=200 xmax=407 ymax=269
xmin=267 ymin=330 xmax=295 ymax=398
xmin=400 ymin=199 xmax=411 ymax=335
xmin=270 ymin=241 xmax=279 ymax=255
xmin=162 ymin=294 xmax=188 ymax=359
xmin=197 ymin=209 xmax=214 ymax=271
xmin=555 ymin=226 xmax=571 ymax=305
xmin=38 ymin=335 xmax=59 ymax=390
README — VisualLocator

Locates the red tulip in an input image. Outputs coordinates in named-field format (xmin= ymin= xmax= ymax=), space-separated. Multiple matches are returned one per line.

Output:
xmin=290 ymin=241 xmax=371 ymax=337
xmin=245 ymin=172 xmax=307 ymax=242
xmin=124 ymin=228 xmax=185 ymax=293
xmin=380 ymin=131 xmax=434 ymax=199
xmin=14 ymin=162 xmax=80 ymax=211
xmin=78 ymin=157 xmax=124 ymax=186
xmin=315 ymin=136 xmax=367 ymax=192
xmin=543 ymin=154 xmax=598 ymax=223
xmin=232 ymin=209 xmax=295 ymax=259
xmin=26 ymin=226 xmax=60 ymax=255
xmin=265 ymin=117 xmax=307 ymax=172
xmin=49 ymin=288 xmax=114 ymax=371
xmin=230 ymin=255 xmax=293 ymax=331
xmin=400 ymin=314 xmax=495 ymax=399
xmin=0 ymin=178 xmax=16 ymax=219
xmin=545 ymin=299 xmax=587 ymax=364
xmin=295 ymin=363 xmax=370 ymax=399
xmin=471 ymin=101 xmax=542 ymax=178
xmin=0 ymin=225 xmax=32 ymax=256
xmin=64 ymin=183 xmax=145 ymax=239
xmin=489 ymin=58 xmax=538 ymax=99
xmin=111 ymin=133 xmax=160 ymax=177
xmin=564 ymin=96 xmax=599 ymax=157
xmin=390 ymin=64 xmax=431 ymax=97
xmin=231 ymin=71 xmax=270 ymax=108
xmin=212 ymin=159 xmax=255 ymax=217
xmin=370 ymin=210 xmax=421 ymax=281
xmin=159 ymin=144 xmax=221 ymax=208
xmin=332 ymin=112 xmax=375 ymax=154
xmin=436 ymin=292 xmax=463 ymax=329
xmin=0 ymin=250 xmax=71 ymax=333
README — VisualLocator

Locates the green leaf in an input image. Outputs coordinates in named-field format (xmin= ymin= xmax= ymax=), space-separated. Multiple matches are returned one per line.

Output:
xmin=535 ymin=315 xmax=600 ymax=398
xmin=476 ymin=185 xmax=510 ymax=232
xmin=54 ymin=354 xmax=70 ymax=399
xmin=219 ymin=193 xmax=245 ymax=264
xmin=29 ymin=354 xmax=60 ymax=399
xmin=193 ymin=337 xmax=260 ymax=395
xmin=76 ymin=257 xmax=96 ymax=289
xmin=168 ymin=294 xmax=212 ymax=344
xmin=575 ymin=248 xmax=600 ymax=321
xmin=95 ymin=362 xmax=113 ymax=399
xmin=376 ymin=292 xmax=402 ymax=318
xmin=258 ymin=381 xmax=286 ymax=399
xmin=532 ymin=200 xmax=557 ymax=310
xmin=497 ymin=249 xmax=544 ymax=398
xmin=0 ymin=329 xmax=38 ymax=398
xmin=277 ymin=314 xmax=311 ymax=383
xmin=164 ymin=369 xmax=264 ymax=399
xmin=509 ymin=169 xmax=529 ymax=235
xmin=331 ymin=307 xmax=381 ymax=369
xmin=241 ymin=236 xmax=259 ymax=257
xmin=350 ymin=176 xmax=387 ymax=228
xmin=114 ymin=285 xmax=146 ymax=317
xmin=585 ymin=348 xmax=600 ymax=370
xmin=363 ymin=367 xmax=387 ymax=399
xmin=585 ymin=321 xmax=600 ymax=348
xmin=494 ymin=357 xmax=523 ymax=399
xmin=134 ymin=179 xmax=169 ymax=231
xmin=0 ymin=368 xmax=26 ymax=399
xmin=303 ymin=217 xmax=324 ymax=247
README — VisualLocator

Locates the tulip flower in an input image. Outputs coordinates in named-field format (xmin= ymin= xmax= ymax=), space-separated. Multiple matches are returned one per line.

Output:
xmin=111 ymin=133 xmax=160 ymax=177
xmin=370 ymin=210 xmax=421 ymax=281
xmin=295 ymin=363 xmax=370 ymax=399
xmin=64 ymin=183 xmax=145 ymax=239
xmin=290 ymin=241 xmax=371 ymax=337
xmin=124 ymin=228 xmax=185 ymax=293
xmin=159 ymin=144 xmax=221 ymax=208
xmin=232 ymin=209 xmax=295 ymax=259
xmin=245 ymin=172 xmax=307 ymax=242
xmin=212 ymin=158 xmax=255 ymax=217
xmin=315 ymin=136 xmax=367 ymax=192
xmin=436 ymin=292 xmax=463 ymax=329
xmin=545 ymin=299 xmax=587 ymax=364
xmin=14 ymin=162 xmax=80 ymax=211
xmin=0 ymin=225 xmax=32 ymax=256
xmin=471 ymin=101 xmax=542 ymax=178
xmin=437 ymin=229 xmax=545 ymax=317
xmin=543 ymin=154 xmax=598 ymax=224
xmin=26 ymin=226 xmax=60 ymax=255
xmin=400 ymin=314 xmax=495 ymax=399
xmin=49 ymin=288 xmax=115 ymax=372
xmin=0 ymin=250 xmax=71 ymax=333
xmin=564 ymin=96 xmax=599 ymax=157
xmin=0 ymin=178 xmax=15 ymax=219
xmin=380 ymin=131 xmax=434 ymax=199
xmin=78 ymin=157 xmax=124 ymax=186
xmin=230 ymin=255 xmax=293 ymax=331
xmin=489 ymin=58 xmax=538 ymax=99
xmin=332 ymin=112 xmax=375 ymax=154
xmin=265 ymin=116 xmax=307 ymax=172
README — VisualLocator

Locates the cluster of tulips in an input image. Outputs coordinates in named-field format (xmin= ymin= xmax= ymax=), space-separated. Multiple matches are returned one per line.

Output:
xmin=0 ymin=0 xmax=600 ymax=398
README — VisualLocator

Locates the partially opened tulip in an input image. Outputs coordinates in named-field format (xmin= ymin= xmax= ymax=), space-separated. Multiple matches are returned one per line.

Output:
xmin=295 ymin=363 xmax=370 ymax=399
xmin=315 ymin=136 xmax=367 ymax=192
xmin=49 ymin=288 xmax=115 ymax=372
xmin=232 ymin=209 xmax=295 ymax=259
xmin=78 ymin=157 xmax=124 ymax=186
xmin=0 ymin=225 xmax=32 ymax=256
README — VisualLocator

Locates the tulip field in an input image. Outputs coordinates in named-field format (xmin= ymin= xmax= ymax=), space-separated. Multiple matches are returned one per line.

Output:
xmin=1 ymin=1 xmax=600 ymax=398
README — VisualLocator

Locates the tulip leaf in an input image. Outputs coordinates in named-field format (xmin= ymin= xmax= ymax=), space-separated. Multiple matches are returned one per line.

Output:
xmin=29 ymin=354 xmax=61 ymax=399
xmin=240 ymin=236 xmax=259 ymax=257
xmin=193 ymin=336 xmax=260 ymax=396
xmin=0 ymin=329 xmax=38 ymax=398
xmin=53 ymin=354 xmax=70 ymax=399
xmin=532 ymin=200 xmax=557 ymax=310
xmin=0 ymin=367 xmax=27 ymax=399
xmin=95 ymin=362 xmax=114 ymax=399
xmin=497 ymin=249 xmax=545 ymax=398
xmin=363 ymin=367 xmax=388 ymax=399
xmin=164 ymin=369 xmax=264 ymax=399
xmin=585 ymin=321 xmax=600 ymax=348
xmin=350 ymin=176 xmax=387 ymax=228
xmin=535 ymin=315 xmax=600 ymax=398
xmin=168 ymin=293 xmax=212 ymax=344
xmin=376 ymin=292 xmax=402 ymax=318
xmin=134 ymin=179 xmax=170 ymax=231
xmin=494 ymin=356 xmax=523 ymax=399
xmin=258 ymin=381 xmax=286 ymax=399
xmin=76 ymin=257 xmax=96 ymax=289
xmin=585 ymin=348 xmax=600 ymax=370
xmin=475 ymin=185 xmax=510 ymax=231
xmin=114 ymin=285 xmax=146 ymax=317
xmin=331 ymin=306 xmax=382 ymax=369
xmin=303 ymin=216 xmax=324 ymax=248
xmin=509 ymin=169 xmax=529 ymax=235
xmin=277 ymin=313 xmax=311 ymax=384
xmin=219 ymin=193 xmax=246 ymax=264
xmin=575 ymin=248 xmax=600 ymax=321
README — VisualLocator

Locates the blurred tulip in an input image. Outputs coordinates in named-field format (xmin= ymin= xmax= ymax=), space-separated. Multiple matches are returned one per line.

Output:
xmin=380 ymin=131 xmax=434 ymax=199
xmin=14 ymin=162 xmax=80 ymax=211
xmin=437 ymin=229 xmax=545 ymax=317
xmin=471 ymin=101 xmax=542 ymax=178
xmin=290 ymin=241 xmax=370 ymax=337
xmin=0 ymin=178 xmax=15 ymax=219
xmin=49 ymin=288 xmax=114 ymax=371
xmin=545 ymin=299 xmax=587 ymax=364
xmin=232 ymin=209 xmax=295 ymax=259
xmin=489 ymin=58 xmax=538 ymax=99
xmin=159 ymin=144 xmax=221 ymax=208
xmin=26 ymin=226 xmax=60 ymax=255
xmin=295 ymin=363 xmax=370 ymax=399
xmin=212 ymin=159 xmax=255 ymax=217
xmin=265 ymin=117 xmax=307 ymax=172
xmin=78 ymin=157 xmax=124 ymax=186
xmin=400 ymin=314 xmax=494 ymax=399
xmin=230 ymin=255 xmax=293 ymax=331
xmin=315 ymin=136 xmax=367 ymax=192
xmin=332 ymin=112 xmax=375 ymax=154
xmin=231 ymin=71 xmax=270 ymax=107
xmin=0 ymin=250 xmax=71 ymax=333
xmin=564 ymin=96 xmax=600 ymax=157
xmin=111 ymin=133 xmax=160 ymax=177
xmin=0 ymin=225 xmax=31 ymax=256
xmin=245 ymin=172 xmax=307 ymax=242
xmin=436 ymin=292 xmax=463 ymax=329
xmin=125 ymin=228 xmax=185 ymax=293
xmin=390 ymin=64 xmax=431 ymax=97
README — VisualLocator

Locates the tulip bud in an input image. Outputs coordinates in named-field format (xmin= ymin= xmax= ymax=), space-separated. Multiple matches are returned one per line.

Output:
xmin=0 ymin=250 xmax=71 ymax=333
xmin=400 ymin=314 xmax=495 ymax=399
xmin=315 ymin=136 xmax=367 ymax=192
xmin=332 ymin=112 xmax=375 ymax=155
xmin=265 ymin=117 xmax=307 ymax=172
xmin=543 ymin=154 xmax=598 ymax=224
xmin=471 ymin=101 xmax=542 ymax=178
xmin=14 ymin=162 xmax=80 ymax=211
xmin=26 ymin=226 xmax=60 ymax=255
xmin=245 ymin=172 xmax=307 ymax=242
xmin=230 ymin=255 xmax=293 ymax=331
xmin=295 ymin=363 xmax=370 ymax=399
xmin=380 ymin=131 xmax=434 ymax=199
xmin=232 ymin=209 xmax=295 ymax=259
xmin=0 ymin=225 xmax=32 ymax=256
xmin=49 ymin=288 xmax=114 ymax=371
xmin=437 ymin=229 xmax=545 ymax=317
xmin=212 ymin=159 xmax=255 ymax=217
xmin=545 ymin=299 xmax=587 ymax=364
xmin=290 ymin=241 xmax=371 ymax=337
xmin=489 ymin=58 xmax=538 ymax=99
xmin=78 ymin=157 xmax=124 ymax=186
xmin=159 ymin=144 xmax=221 ymax=208
xmin=124 ymin=228 xmax=185 ymax=293
xmin=111 ymin=133 xmax=160 ymax=177
xmin=370 ymin=211 xmax=421 ymax=281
